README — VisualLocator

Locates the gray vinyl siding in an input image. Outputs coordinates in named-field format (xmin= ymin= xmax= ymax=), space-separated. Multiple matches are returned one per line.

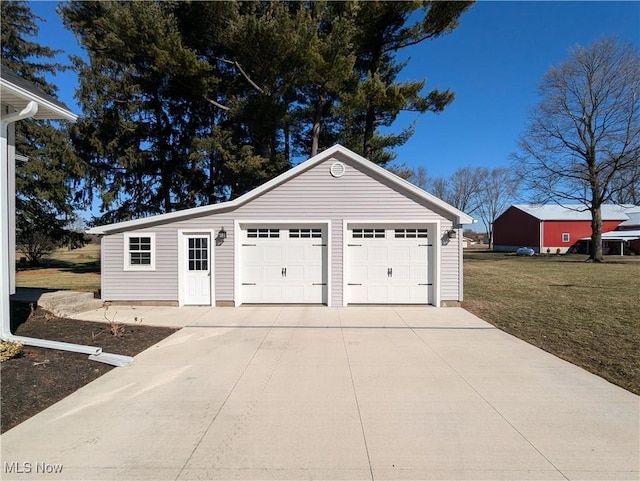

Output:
xmin=233 ymin=154 xmax=451 ymax=220
xmin=439 ymin=219 xmax=461 ymax=301
xmin=100 ymin=153 xmax=464 ymax=304
xmin=331 ymin=219 xmax=344 ymax=306
xmin=102 ymin=230 xmax=178 ymax=302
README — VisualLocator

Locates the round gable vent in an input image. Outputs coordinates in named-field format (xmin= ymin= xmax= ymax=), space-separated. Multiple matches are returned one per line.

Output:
xmin=330 ymin=161 xmax=345 ymax=178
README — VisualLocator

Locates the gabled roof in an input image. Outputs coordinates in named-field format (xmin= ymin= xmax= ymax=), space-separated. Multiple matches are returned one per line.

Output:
xmin=89 ymin=144 xmax=474 ymax=235
xmin=0 ymin=67 xmax=77 ymax=121
xmin=619 ymin=209 xmax=640 ymax=228
xmin=512 ymin=204 xmax=634 ymax=221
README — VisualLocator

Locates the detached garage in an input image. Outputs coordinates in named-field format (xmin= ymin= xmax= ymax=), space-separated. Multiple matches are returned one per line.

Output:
xmin=89 ymin=145 xmax=473 ymax=307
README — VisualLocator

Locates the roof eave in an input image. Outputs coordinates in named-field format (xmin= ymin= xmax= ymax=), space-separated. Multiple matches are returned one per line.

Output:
xmin=0 ymin=79 xmax=77 ymax=122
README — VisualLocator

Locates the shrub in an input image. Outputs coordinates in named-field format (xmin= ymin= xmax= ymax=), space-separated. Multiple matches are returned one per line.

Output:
xmin=0 ymin=341 xmax=24 ymax=362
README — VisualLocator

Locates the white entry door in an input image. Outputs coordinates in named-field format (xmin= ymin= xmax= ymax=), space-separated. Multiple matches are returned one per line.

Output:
xmin=183 ymin=234 xmax=211 ymax=305
xmin=240 ymin=226 xmax=327 ymax=304
xmin=347 ymin=227 xmax=429 ymax=304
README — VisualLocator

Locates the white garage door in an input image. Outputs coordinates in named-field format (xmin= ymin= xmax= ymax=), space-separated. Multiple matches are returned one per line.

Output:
xmin=347 ymin=227 xmax=430 ymax=304
xmin=240 ymin=226 xmax=327 ymax=304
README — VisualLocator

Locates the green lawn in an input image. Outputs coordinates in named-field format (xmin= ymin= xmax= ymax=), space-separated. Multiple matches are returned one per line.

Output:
xmin=15 ymin=243 xmax=101 ymax=293
xmin=463 ymin=250 xmax=640 ymax=395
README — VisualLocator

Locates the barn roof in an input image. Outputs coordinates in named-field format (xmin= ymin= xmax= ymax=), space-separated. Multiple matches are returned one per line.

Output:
xmin=89 ymin=144 xmax=475 ymax=235
xmin=580 ymin=230 xmax=640 ymax=241
xmin=618 ymin=209 xmax=640 ymax=228
xmin=512 ymin=204 xmax=635 ymax=221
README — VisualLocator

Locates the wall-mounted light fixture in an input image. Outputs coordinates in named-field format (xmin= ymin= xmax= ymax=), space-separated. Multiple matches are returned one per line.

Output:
xmin=217 ymin=227 xmax=227 ymax=241
xmin=446 ymin=229 xmax=457 ymax=239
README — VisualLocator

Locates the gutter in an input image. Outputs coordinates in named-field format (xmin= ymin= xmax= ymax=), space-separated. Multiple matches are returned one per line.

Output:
xmin=1 ymin=102 xmax=131 ymax=367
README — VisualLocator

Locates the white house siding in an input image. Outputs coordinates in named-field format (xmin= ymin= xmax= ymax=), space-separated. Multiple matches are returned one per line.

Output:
xmin=100 ymin=153 xmax=463 ymax=305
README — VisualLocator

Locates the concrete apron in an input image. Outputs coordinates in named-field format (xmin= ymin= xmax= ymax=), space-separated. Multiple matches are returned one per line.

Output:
xmin=1 ymin=306 xmax=638 ymax=481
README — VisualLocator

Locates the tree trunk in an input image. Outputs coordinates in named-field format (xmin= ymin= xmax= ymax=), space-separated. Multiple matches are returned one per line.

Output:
xmin=311 ymin=89 xmax=327 ymax=157
xmin=589 ymin=205 xmax=604 ymax=262
xmin=363 ymin=106 xmax=375 ymax=159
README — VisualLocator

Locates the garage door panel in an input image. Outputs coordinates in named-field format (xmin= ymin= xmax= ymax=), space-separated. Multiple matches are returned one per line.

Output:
xmin=264 ymin=246 xmax=283 ymax=262
xmin=369 ymin=265 xmax=390 ymax=282
xmin=389 ymin=246 xmax=411 ymax=262
xmin=369 ymin=246 xmax=389 ymax=262
xmin=243 ymin=246 xmax=263 ymax=264
xmin=412 ymin=246 xmax=428 ymax=261
xmin=369 ymin=285 xmax=389 ymax=301
xmin=307 ymin=285 xmax=324 ymax=303
xmin=240 ymin=226 xmax=327 ymax=304
xmin=350 ymin=264 xmax=368 ymax=282
xmin=392 ymin=265 xmax=411 ymax=281
xmin=412 ymin=264 xmax=428 ymax=279
xmin=242 ymin=285 xmax=262 ymax=304
xmin=285 ymin=265 xmax=304 ymax=281
xmin=349 ymin=246 xmax=368 ymax=262
xmin=283 ymin=285 xmax=304 ymax=302
xmin=390 ymin=286 xmax=411 ymax=301
xmin=347 ymin=226 xmax=430 ymax=305
xmin=304 ymin=265 xmax=322 ymax=280
xmin=284 ymin=245 xmax=305 ymax=263
xmin=263 ymin=285 xmax=283 ymax=302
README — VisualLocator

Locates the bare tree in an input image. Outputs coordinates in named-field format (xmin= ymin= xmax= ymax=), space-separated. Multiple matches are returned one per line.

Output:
xmin=408 ymin=165 xmax=429 ymax=190
xmin=428 ymin=167 xmax=485 ymax=213
xmin=449 ymin=166 xmax=485 ymax=213
xmin=513 ymin=37 xmax=640 ymax=262
xmin=610 ymin=166 xmax=640 ymax=204
xmin=476 ymin=167 xmax=520 ymax=248
xmin=429 ymin=176 xmax=448 ymax=200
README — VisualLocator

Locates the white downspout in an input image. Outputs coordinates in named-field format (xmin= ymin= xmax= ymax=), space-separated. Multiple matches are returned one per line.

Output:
xmin=1 ymin=102 xmax=131 ymax=366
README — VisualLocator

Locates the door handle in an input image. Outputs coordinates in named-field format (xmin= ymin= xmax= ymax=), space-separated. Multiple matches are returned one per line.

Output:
xmin=282 ymin=267 xmax=287 ymax=277
xmin=387 ymin=267 xmax=392 ymax=277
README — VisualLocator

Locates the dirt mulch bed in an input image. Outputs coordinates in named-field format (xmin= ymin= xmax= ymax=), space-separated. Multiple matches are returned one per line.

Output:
xmin=1 ymin=304 xmax=177 ymax=433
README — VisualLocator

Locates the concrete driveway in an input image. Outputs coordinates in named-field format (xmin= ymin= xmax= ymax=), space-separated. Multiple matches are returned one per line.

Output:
xmin=2 ymin=306 xmax=638 ymax=480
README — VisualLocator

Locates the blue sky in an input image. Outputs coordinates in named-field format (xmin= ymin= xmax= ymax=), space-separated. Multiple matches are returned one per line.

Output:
xmin=30 ymin=0 xmax=640 ymax=182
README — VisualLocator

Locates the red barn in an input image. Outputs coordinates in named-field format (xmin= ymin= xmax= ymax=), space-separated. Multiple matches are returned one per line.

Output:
xmin=493 ymin=204 xmax=633 ymax=254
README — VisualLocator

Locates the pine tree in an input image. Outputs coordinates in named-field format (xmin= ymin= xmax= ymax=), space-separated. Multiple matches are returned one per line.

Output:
xmin=62 ymin=1 xmax=473 ymax=221
xmin=1 ymin=0 xmax=85 ymax=263
xmin=63 ymin=1 xmax=221 ymax=221
xmin=338 ymin=1 xmax=473 ymax=165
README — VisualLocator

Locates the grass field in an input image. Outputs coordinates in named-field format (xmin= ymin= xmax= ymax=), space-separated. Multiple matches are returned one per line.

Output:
xmin=463 ymin=250 xmax=640 ymax=395
xmin=15 ymin=243 xmax=101 ymax=293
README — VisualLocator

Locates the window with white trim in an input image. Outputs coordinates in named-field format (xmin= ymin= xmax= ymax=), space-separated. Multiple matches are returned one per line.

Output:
xmin=289 ymin=228 xmax=322 ymax=238
xmin=394 ymin=228 xmax=428 ymax=238
xmin=247 ymin=228 xmax=279 ymax=238
xmin=562 ymin=233 xmax=570 ymax=243
xmin=124 ymin=233 xmax=156 ymax=270
xmin=352 ymin=228 xmax=385 ymax=239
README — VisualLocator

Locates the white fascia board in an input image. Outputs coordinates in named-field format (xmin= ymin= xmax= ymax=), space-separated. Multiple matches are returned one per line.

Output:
xmin=89 ymin=144 xmax=474 ymax=234
xmin=0 ymin=79 xmax=77 ymax=121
